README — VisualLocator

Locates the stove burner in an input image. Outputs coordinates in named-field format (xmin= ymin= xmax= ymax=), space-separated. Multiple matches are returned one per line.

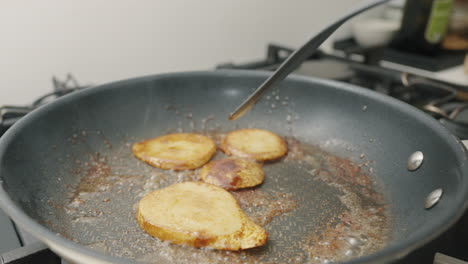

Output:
xmin=0 ymin=74 xmax=88 ymax=136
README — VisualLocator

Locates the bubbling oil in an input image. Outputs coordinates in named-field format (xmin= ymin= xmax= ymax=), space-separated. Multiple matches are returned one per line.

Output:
xmin=42 ymin=132 xmax=391 ymax=264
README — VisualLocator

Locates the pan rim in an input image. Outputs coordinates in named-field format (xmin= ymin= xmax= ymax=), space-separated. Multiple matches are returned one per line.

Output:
xmin=0 ymin=69 xmax=468 ymax=264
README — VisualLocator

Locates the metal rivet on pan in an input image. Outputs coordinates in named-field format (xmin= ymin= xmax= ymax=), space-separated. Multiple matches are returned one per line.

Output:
xmin=407 ymin=151 xmax=424 ymax=171
xmin=425 ymin=188 xmax=443 ymax=209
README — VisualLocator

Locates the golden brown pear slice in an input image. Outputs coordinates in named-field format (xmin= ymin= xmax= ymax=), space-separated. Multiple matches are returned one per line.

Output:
xmin=221 ymin=129 xmax=288 ymax=161
xmin=137 ymin=182 xmax=267 ymax=250
xmin=200 ymin=158 xmax=264 ymax=190
xmin=132 ymin=133 xmax=216 ymax=170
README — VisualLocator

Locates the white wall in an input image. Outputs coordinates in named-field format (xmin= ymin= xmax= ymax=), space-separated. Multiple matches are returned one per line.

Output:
xmin=0 ymin=0 xmax=362 ymax=105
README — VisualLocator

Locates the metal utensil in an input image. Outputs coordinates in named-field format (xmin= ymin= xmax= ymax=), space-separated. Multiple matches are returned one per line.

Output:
xmin=228 ymin=0 xmax=391 ymax=120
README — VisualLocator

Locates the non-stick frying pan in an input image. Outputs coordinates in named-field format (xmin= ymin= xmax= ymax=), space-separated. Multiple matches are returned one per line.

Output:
xmin=1 ymin=71 xmax=468 ymax=264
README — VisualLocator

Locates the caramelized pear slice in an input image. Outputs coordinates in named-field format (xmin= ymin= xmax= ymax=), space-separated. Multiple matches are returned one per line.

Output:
xmin=200 ymin=158 xmax=264 ymax=190
xmin=133 ymin=133 xmax=216 ymax=170
xmin=137 ymin=182 xmax=267 ymax=250
xmin=221 ymin=129 xmax=287 ymax=161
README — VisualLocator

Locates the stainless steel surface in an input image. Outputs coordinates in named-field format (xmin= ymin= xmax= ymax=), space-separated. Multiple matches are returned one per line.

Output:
xmin=425 ymin=189 xmax=443 ymax=209
xmin=434 ymin=253 xmax=468 ymax=264
xmin=407 ymin=151 xmax=424 ymax=171
xmin=424 ymin=105 xmax=451 ymax=119
xmin=0 ymin=210 xmax=20 ymax=254
xmin=228 ymin=0 xmax=391 ymax=120
xmin=16 ymin=225 xmax=41 ymax=245
xmin=461 ymin=140 xmax=468 ymax=149
xmin=0 ymin=107 xmax=31 ymax=125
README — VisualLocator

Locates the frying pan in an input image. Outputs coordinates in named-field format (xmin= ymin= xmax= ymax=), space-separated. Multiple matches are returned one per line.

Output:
xmin=1 ymin=70 xmax=468 ymax=264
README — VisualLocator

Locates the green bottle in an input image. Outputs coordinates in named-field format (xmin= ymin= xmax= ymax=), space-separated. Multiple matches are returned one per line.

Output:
xmin=391 ymin=0 xmax=453 ymax=55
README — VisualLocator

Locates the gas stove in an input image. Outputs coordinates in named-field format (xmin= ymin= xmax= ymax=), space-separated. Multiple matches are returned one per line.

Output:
xmin=218 ymin=44 xmax=468 ymax=139
xmin=1 ymin=45 xmax=468 ymax=264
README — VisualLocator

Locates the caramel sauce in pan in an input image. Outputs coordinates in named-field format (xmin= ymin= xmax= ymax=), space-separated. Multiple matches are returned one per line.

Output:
xmin=41 ymin=130 xmax=391 ymax=264
xmin=231 ymin=189 xmax=297 ymax=227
